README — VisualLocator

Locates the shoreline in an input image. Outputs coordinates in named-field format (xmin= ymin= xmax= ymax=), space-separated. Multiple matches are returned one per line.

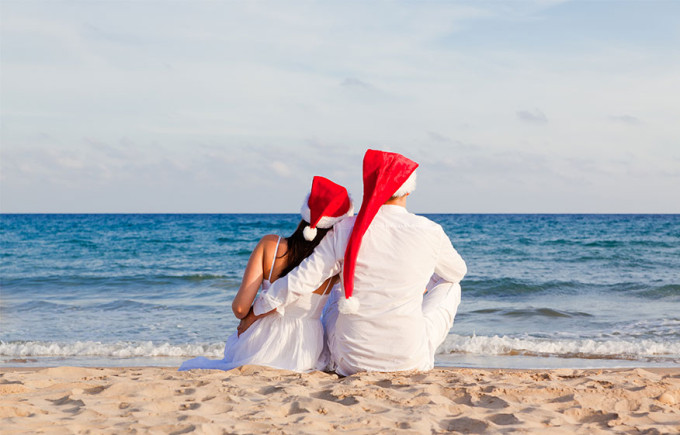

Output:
xmin=2 ymin=365 xmax=680 ymax=373
xmin=2 ymin=366 xmax=678 ymax=433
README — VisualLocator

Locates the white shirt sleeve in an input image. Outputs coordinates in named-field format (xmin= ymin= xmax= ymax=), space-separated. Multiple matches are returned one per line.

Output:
xmin=253 ymin=228 xmax=343 ymax=315
xmin=433 ymin=227 xmax=467 ymax=284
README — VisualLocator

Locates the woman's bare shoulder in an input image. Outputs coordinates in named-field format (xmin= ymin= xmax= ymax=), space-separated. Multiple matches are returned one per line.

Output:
xmin=259 ymin=234 xmax=281 ymax=245
xmin=257 ymin=234 xmax=284 ymax=253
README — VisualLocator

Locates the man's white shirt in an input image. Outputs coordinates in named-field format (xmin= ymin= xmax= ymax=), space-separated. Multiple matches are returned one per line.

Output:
xmin=254 ymin=204 xmax=467 ymax=375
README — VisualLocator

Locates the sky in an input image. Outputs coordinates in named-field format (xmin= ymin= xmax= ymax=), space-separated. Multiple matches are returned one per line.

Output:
xmin=1 ymin=0 xmax=679 ymax=213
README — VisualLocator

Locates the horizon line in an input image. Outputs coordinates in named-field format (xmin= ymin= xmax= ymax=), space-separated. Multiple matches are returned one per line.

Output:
xmin=2 ymin=212 xmax=679 ymax=216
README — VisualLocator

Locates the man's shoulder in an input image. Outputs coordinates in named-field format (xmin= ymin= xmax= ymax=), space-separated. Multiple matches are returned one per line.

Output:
xmin=405 ymin=212 xmax=444 ymax=231
xmin=329 ymin=216 xmax=356 ymax=238
xmin=334 ymin=215 xmax=356 ymax=231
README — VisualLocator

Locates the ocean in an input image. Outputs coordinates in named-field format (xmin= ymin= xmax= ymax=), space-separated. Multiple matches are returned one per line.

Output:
xmin=1 ymin=214 xmax=678 ymax=369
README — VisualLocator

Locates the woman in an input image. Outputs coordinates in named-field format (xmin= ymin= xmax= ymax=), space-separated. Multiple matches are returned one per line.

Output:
xmin=179 ymin=176 xmax=353 ymax=372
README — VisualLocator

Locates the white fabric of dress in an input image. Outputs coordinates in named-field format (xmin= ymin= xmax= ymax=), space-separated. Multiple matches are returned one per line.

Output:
xmin=179 ymin=237 xmax=330 ymax=372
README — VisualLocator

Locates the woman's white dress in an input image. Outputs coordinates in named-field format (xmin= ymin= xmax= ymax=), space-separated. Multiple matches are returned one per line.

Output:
xmin=179 ymin=237 xmax=330 ymax=372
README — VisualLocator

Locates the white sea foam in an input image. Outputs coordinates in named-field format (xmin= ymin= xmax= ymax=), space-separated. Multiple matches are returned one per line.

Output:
xmin=0 ymin=341 xmax=224 ymax=358
xmin=3 ymin=336 xmax=679 ymax=362
xmin=438 ymin=334 xmax=680 ymax=361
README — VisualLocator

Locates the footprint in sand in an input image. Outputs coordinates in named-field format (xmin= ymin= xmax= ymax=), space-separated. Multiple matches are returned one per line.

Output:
xmin=84 ymin=385 xmax=109 ymax=395
xmin=168 ymin=424 xmax=196 ymax=435
xmin=475 ymin=394 xmax=510 ymax=410
xmin=489 ymin=413 xmax=522 ymax=425
xmin=442 ymin=416 xmax=489 ymax=434
xmin=259 ymin=385 xmax=284 ymax=395
xmin=550 ymin=394 xmax=575 ymax=404
xmin=179 ymin=402 xmax=201 ymax=411
xmin=287 ymin=401 xmax=310 ymax=416
xmin=579 ymin=410 xmax=619 ymax=425
xmin=315 ymin=388 xmax=359 ymax=406
xmin=48 ymin=395 xmax=85 ymax=414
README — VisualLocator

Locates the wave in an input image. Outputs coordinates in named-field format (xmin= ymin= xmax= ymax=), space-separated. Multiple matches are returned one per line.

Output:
xmin=541 ymin=237 xmax=676 ymax=247
xmin=11 ymin=299 xmax=220 ymax=313
xmin=4 ymin=335 xmax=678 ymax=362
xmin=2 ymin=273 xmax=236 ymax=288
xmin=216 ymin=237 xmax=254 ymax=244
xmin=0 ymin=341 xmax=225 ymax=358
xmin=65 ymin=239 xmax=100 ymax=249
xmin=461 ymin=278 xmax=679 ymax=300
xmin=10 ymin=301 xmax=71 ymax=312
xmin=233 ymin=249 xmax=253 ymax=257
xmin=636 ymin=284 xmax=680 ymax=299
xmin=462 ymin=278 xmax=581 ymax=296
xmin=469 ymin=307 xmax=592 ymax=318
xmin=439 ymin=334 xmax=680 ymax=362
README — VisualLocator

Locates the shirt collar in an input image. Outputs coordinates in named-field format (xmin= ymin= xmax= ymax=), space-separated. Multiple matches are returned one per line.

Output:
xmin=379 ymin=204 xmax=408 ymax=214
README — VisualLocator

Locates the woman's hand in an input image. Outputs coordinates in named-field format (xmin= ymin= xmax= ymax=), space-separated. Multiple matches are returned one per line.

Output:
xmin=237 ymin=307 xmax=258 ymax=336
xmin=237 ymin=306 xmax=277 ymax=337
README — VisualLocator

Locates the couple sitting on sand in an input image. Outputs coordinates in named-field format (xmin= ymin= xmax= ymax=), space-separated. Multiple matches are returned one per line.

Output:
xmin=180 ymin=149 xmax=467 ymax=376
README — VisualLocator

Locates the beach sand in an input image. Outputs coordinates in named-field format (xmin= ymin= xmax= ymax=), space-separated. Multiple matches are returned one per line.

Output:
xmin=1 ymin=365 xmax=678 ymax=434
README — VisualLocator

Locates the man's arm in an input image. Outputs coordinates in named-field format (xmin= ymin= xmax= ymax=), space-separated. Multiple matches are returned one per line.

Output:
xmin=237 ymin=306 xmax=275 ymax=336
xmin=253 ymin=228 xmax=343 ymax=315
xmin=433 ymin=227 xmax=467 ymax=284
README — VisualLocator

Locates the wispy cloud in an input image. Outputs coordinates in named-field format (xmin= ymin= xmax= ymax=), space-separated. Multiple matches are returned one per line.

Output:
xmin=269 ymin=161 xmax=292 ymax=178
xmin=516 ymin=109 xmax=548 ymax=125
xmin=341 ymin=78 xmax=372 ymax=89
xmin=610 ymin=115 xmax=642 ymax=125
xmin=427 ymin=131 xmax=453 ymax=143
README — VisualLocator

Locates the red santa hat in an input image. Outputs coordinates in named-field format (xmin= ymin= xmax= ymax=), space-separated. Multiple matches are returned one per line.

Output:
xmin=300 ymin=176 xmax=354 ymax=241
xmin=340 ymin=149 xmax=419 ymax=314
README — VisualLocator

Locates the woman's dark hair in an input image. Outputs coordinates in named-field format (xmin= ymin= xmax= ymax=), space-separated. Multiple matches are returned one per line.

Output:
xmin=278 ymin=220 xmax=331 ymax=278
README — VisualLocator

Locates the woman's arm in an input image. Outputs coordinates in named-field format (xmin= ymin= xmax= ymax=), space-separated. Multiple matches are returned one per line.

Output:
xmin=231 ymin=237 xmax=268 ymax=319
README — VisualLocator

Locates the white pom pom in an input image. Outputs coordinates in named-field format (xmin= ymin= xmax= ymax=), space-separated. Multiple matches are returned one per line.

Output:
xmin=338 ymin=296 xmax=360 ymax=314
xmin=302 ymin=225 xmax=318 ymax=241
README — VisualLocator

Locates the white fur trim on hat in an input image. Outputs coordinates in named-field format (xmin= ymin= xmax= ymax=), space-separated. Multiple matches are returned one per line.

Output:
xmin=302 ymin=225 xmax=318 ymax=241
xmin=392 ymin=170 xmax=417 ymax=197
xmin=338 ymin=296 xmax=360 ymax=314
xmin=300 ymin=194 xmax=355 ymax=229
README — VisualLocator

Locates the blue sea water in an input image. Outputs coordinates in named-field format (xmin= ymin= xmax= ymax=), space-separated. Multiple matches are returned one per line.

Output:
xmin=1 ymin=214 xmax=679 ymax=368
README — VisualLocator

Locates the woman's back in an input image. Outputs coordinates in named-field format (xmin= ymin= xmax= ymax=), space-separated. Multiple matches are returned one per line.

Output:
xmin=261 ymin=234 xmax=336 ymax=297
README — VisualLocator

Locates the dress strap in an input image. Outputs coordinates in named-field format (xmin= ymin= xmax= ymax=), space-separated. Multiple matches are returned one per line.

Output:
xmin=311 ymin=278 xmax=333 ymax=313
xmin=267 ymin=236 xmax=282 ymax=282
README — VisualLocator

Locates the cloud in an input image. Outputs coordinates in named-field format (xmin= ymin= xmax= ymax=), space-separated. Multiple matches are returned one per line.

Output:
xmin=269 ymin=161 xmax=292 ymax=178
xmin=427 ymin=131 xmax=453 ymax=143
xmin=516 ymin=109 xmax=548 ymax=125
xmin=341 ymin=78 xmax=372 ymax=88
xmin=610 ymin=115 xmax=642 ymax=125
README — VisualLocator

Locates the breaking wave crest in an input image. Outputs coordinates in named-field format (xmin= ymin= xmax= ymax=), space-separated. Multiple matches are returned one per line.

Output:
xmin=439 ymin=334 xmax=680 ymax=362
xmin=0 ymin=341 xmax=225 ymax=358
xmin=4 ymin=336 xmax=679 ymax=364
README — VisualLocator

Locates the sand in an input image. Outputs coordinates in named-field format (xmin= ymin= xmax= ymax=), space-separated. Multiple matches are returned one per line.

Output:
xmin=1 ymin=365 xmax=679 ymax=434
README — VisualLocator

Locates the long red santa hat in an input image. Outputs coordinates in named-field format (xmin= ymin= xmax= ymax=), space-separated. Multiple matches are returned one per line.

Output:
xmin=340 ymin=149 xmax=419 ymax=314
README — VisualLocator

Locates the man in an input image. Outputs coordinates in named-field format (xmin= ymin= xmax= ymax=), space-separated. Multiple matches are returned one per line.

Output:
xmin=254 ymin=149 xmax=467 ymax=375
